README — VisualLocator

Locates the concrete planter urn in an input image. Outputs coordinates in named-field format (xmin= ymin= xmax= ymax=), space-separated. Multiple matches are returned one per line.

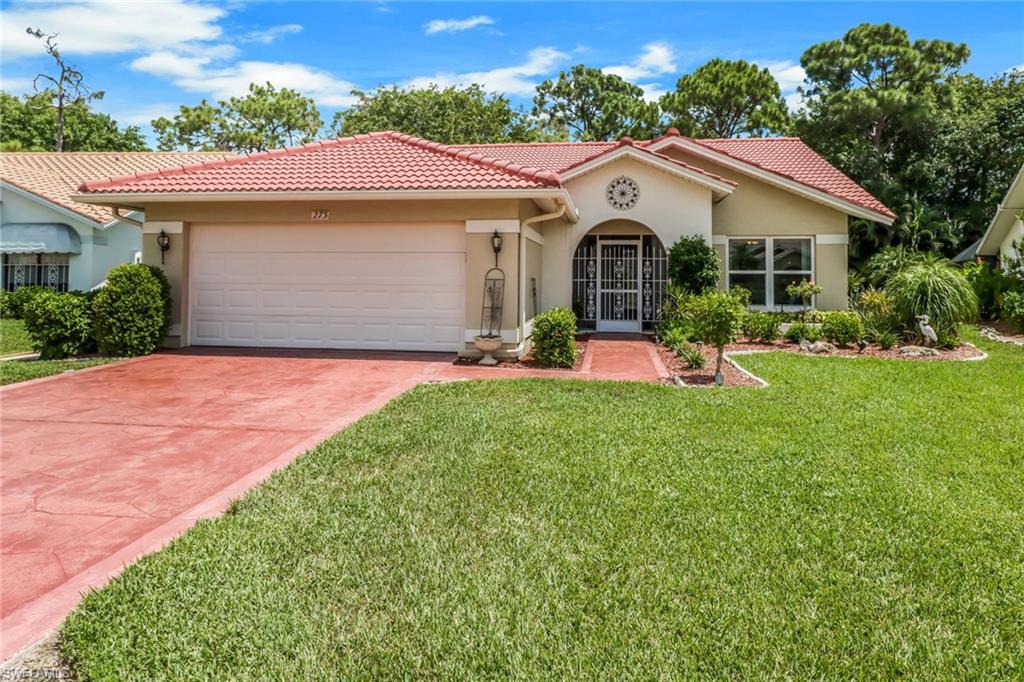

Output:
xmin=473 ymin=335 xmax=502 ymax=366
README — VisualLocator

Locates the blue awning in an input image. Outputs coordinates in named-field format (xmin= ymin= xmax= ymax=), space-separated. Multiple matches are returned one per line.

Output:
xmin=0 ymin=223 xmax=82 ymax=254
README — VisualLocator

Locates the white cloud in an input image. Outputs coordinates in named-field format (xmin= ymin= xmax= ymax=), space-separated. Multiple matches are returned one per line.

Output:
xmin=408 ymin=46 xmax=567 ymax=96
xmin=638 ymin=83 xmax=669 ymax=102
xmin=239 ymin=23 xmax=303 ymax=45
xmin=109 ymin=103 xmax=181 ymax=126
xmin=2 ymin=0 xmax=224 ymax=58
xmin=785 ymin=91 xmax=806 ymax=113
xmin=424 ymin=15 xmax=494 ymax=35
xmin=604 ymin=42 xmax=677 ymax=81
xmin=762 ymin=60 xmax=806 ymax=92
xmin=0 ymin=76 xmax=35 ymax=94
xmin=131 ymin=52 xmax=358 ymax=107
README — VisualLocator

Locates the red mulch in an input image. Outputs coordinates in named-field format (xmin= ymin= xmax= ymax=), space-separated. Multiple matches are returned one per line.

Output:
xmin=655 ymin=342 xmax=762 ymax=387
xmin=454 ymin=334 xmax=589 ymax=372
xmin=657 ymin=336 xmax=986 ymax=388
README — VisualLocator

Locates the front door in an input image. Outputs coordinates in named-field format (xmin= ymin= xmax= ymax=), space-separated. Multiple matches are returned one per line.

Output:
xmin=598 ymin=240 xmax=641 ymax=332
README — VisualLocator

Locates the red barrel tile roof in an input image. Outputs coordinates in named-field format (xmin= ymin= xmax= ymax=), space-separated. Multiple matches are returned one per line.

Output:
xmin=76 ymin=131 xmax=893 ymax=221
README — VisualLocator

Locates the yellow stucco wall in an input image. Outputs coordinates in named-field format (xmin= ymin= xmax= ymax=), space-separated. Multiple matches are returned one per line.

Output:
xmin=659 ymin=147 xmax=851 ymax=309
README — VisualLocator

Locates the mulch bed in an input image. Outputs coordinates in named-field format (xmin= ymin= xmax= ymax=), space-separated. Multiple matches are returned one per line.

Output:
xmin=658 ymin=336 xmax=986 ymax=388
xmin=454 ymin=334 xmax=589 ymax=372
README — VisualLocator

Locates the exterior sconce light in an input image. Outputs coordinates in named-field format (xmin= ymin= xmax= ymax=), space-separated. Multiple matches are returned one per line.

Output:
xmin=156 ymin=229 xmax=171 ymax=264
xmin=491 ymin=230 xmax=503 ymax=266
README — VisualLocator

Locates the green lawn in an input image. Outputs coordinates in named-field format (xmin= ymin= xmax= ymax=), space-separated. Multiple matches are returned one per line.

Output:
xmin=0 ymin=318 xmax=33 ymax=356
xmin=0 ymin=357 xmax=119 ymax=385
xmin=62 ymin=336 xmax=1024 ymax=679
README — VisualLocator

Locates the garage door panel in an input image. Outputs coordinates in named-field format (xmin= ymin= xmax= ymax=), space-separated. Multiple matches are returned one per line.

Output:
xmin=190 ymin=223 xmax=465 ymax=351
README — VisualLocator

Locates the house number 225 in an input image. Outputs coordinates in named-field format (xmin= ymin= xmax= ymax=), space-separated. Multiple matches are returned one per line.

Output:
xmin=311 ymin=209 xmax=330 ymax=220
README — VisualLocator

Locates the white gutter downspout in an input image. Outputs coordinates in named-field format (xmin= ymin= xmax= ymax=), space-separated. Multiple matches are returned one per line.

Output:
xmin=515 ymin=202 xmax=570 ymax=354
xmin=111 ymin=207 xmax=143 ymax=227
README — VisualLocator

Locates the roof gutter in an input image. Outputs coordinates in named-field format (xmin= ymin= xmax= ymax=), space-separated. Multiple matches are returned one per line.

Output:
xmin=110 ymin=207 xmax=143 ymax=227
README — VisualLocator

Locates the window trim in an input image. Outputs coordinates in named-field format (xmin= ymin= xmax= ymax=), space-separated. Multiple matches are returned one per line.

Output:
xmin=726 ymin=236 xmax=815 ymax=310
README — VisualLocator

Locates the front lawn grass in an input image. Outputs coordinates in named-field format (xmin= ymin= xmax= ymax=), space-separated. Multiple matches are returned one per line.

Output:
xmin=0 ymin=357 xmax=118 ymax=385
xmin=62 ymin=337 xmax=1024 ymax=679
xmin=0 ymin=318 xmax=33 ymax=356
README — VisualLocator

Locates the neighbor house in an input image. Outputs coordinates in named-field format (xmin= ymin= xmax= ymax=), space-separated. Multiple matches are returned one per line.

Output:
xmin=1 ymin=152 xmax=230 ymax=292
xmin=73 ymin=130 xmax=894 ymax=356
xmin=977 ymin=164 xmax=1024 ymax=268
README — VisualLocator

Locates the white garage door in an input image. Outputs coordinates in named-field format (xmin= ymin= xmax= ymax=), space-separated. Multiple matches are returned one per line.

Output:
xmin=189 ymin=223 xmax=465 ymax=351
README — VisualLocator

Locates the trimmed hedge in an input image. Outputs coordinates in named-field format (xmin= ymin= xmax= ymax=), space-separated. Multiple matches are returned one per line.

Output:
xmin=23 ymin=290 xmax=93 ymax=359
xmin=820 ymin=311 xmax=865 ymax=347
xmin=532 ymin=307 xmax=577 ymax=368
xmin=740 ymin=311 xmax=782 ymax=343
xmin=1 ymin=285 xmax=49 ymax=319
xmin=93 ymin=264 xmax=171 ymax=357
xmin=784 ymin=321 xmax=821 ymax=343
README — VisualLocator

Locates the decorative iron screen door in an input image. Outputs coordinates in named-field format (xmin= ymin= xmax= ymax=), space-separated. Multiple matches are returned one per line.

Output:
xmin=598 ymin=240 xmax=641 ymax=332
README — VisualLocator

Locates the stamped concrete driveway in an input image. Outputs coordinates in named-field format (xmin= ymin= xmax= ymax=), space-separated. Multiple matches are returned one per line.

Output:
xmin=0 ymin=349 xmax=453 ymax=659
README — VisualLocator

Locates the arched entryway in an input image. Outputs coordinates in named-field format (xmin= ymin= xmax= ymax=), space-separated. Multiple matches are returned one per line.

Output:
xmin=571 ymin=221 xmax=667 ymax=332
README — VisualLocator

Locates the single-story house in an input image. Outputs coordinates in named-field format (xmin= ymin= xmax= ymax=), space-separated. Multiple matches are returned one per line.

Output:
xmin=1 ymin=152 xmax=230 ymax=292
xmin=977 ymin=164 xmax=1024 ymax=268
xmin=74 ymin=130 xmax=895 ymax=356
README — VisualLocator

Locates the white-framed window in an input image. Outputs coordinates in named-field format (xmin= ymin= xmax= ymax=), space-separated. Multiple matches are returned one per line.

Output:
xmin=726 ymin=237 xmax=814 ymax=309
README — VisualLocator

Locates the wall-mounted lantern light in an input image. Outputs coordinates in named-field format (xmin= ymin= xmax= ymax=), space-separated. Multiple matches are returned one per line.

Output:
xmin=491 ymin=230 xmax=503 ymax=266
xmin=157 ymin=230 xmax=171 ymax=264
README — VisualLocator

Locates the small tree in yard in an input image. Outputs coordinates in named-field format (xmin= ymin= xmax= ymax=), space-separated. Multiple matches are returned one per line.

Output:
xmin=689 ymin=290 xmax=745 ymax=386
xmin=667 ymin=236 xmax=719 ymax=295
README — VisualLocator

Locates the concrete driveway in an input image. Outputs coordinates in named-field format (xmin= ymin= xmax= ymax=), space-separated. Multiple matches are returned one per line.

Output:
xmin=0 ymin=349 xmax=454 ymax=659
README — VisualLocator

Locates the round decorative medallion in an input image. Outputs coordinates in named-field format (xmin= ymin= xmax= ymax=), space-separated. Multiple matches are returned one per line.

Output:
xmin=606 ymin=175 xmax=639 ymax=210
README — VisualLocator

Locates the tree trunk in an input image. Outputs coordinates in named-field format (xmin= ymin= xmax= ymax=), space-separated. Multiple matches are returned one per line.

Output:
xmin=55 ymin=91 xmax=65 ymax=152
xmin=715 ymin=347 xmax=724 ymax=384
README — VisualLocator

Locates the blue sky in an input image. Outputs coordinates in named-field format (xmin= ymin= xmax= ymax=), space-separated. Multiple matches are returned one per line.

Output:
xmin=3 ymin=1 xmax=1022 ymax=143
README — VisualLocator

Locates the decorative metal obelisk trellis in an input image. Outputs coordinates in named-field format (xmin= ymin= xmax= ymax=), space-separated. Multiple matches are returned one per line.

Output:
xmin=480 ymin=267 xmax=505 ymax=337
xmin=473 ymin=267 xmax=505 ymax=365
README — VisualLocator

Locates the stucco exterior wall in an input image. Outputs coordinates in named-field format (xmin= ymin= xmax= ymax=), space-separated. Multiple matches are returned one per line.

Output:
xmin=1000 ymin=218 xmax=1023 ymax=266
xmin=659 ymin=148 xmax=851 ymax=310
xmin=1 ymin=188 xmax=141 ymax=290
xmin=141 ymin=226 xmax=189 ymax=346
xmin=542 ymin=157 xmax=713 ymax=313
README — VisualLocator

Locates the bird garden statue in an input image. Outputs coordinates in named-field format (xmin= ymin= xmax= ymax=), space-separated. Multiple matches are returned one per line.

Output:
xmin=916 ymin=315 xmax=938 ymax=347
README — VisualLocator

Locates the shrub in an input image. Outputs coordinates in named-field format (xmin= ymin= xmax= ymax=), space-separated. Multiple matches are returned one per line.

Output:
xmin=2 ymin=285 xmax=49 ymax=319
xmin=820 ymin=311 xmax=865 ymax=347
xmin=854 ymin=288 xmax=900 ymax=344
xmin=962 ymin=262 xmax=1016 ymax=320
xmin=23 ymin=290 xmax=93 ymax=359
xmin=886 ymin=260 xmax=978 ymax=339
xmin=92 ymin=264 xmax=170 ymax=357
xmin=1004 ymin=290 xmax=1024 ymax=332
xmin=531 ymin=307 xmax=577 ymax=368
xmin=864 ymin=246 xmax=940 ymax=287
xmin=874 ymin=329 xmax=899 ymax=350
xmin=678 ymin=342 xmax=706 ymax=369
xmin=658 ymin=323 xmax=689 ymax=351
xmin=666 ymin=235 xmax=719 ymax=295
xmin=658 ymin=284 xmax=694 ymax=340
xmin=740 ymin=311 xmax=781 ymax=343
xmin=687 ymin=291 xmax=744 ymax=384
xmin=784 ymin=321 xmax=821 ymax=343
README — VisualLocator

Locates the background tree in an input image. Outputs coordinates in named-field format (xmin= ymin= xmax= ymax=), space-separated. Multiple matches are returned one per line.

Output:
xmin=0 ymin=91 xmax=146 ymax=152
xmin=153 ymin=83 xmax=322 ymax=152
xmin=26 ymin=28 xmax=105 ymax=152
xmin=330 ymin=84 xmax=550 ymax=144
xmin=532 ymin=65 xmax=661 ymax=141
xmin=661 ymin=59 xmax=790 ymax=138
xmin=796 ymin=23 xmax=970 ymax=259
xmin=923 ymin=69 xmax=1024 ymax=245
